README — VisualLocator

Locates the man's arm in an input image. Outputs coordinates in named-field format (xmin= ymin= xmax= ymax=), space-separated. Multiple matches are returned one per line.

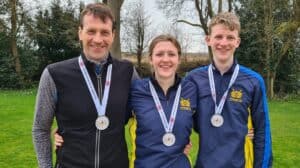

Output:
xmin=32 ymin=68 xmax=57 ymax=168
xmin=251 ymin=76 xmax=272 ymax=168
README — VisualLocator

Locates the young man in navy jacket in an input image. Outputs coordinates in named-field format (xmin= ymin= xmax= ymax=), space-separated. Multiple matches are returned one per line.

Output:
xmin=186 ymin=12 xmax=272 ymax=168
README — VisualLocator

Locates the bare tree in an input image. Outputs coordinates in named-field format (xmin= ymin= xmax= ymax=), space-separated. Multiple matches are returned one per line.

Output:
xmin=156 ymin=0 xmax=234 ymax=59
xmin=10 ymin=0 xmax=22 ymax=78
xmin=163 ymin=25 xmax=193 ymax=62
xmin=179 ymin=34 xmax=193 ymax=62
xmin=107 ymin=0 xmax=124 ymax=59
xmin=122 ymin=0 xmax=153 ymax=68
xmin=0 ymin=0 xmax=32 ymax=81
xmin=264 ymin=0 xmax=274 ymax=98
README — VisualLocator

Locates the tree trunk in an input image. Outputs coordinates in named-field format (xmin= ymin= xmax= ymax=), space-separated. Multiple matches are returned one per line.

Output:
xmin=218 ymin=0 xmax=222 ymax=13
xmin=10 ymin=0 xmax=22 ymax=80
xmin=207 ymin=0 xmax=213 ymax=18
xmin=228 ymin=0 xmax=233 ymax=12
xmin=264 ymin=0 xmax=273 ymax=98
xmin=269 ymin=73 xmax=275 ymax=99
xmin=137 ymin=49 xmax=142 ymax=68
xmin=295 ymin=0 xmax=300 ymax=21
xmin=108 ymin=0 xmax=124 ymax=59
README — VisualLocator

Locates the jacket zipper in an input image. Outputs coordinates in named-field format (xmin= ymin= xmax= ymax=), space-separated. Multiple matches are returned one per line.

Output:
xmin=95 ymin=69 xmax=103 ymax=168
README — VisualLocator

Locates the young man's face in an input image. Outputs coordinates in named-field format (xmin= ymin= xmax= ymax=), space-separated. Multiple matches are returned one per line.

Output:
xmin=206 ymin=24 xmax=240 ymax=64
xmin=79 ymin=13 xmax=115 ymax=62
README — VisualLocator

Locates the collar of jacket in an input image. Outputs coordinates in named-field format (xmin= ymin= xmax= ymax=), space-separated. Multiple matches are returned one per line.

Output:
xmin=150 ymin=73 xmax=181 ymax=97
xmin=212 ymin=58 xmax=238 ymax=75
xmin=81 ymin=52 xmax=114 ymax=74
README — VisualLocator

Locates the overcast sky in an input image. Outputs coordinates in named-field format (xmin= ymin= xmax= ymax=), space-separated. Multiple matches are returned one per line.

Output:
xmin=24 ymin=0 xmax=207 ymax=53
xmin=141 ymin=0 xmax=207 ymax=53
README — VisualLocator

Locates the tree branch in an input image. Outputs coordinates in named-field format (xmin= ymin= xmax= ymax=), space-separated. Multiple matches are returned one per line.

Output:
xmin=195 ymin=0 xmax=208 ymax=34
xmin=176 ymin=19 xmax=202 ymax=28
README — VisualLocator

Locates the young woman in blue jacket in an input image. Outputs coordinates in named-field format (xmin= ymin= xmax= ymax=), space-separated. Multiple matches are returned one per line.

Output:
xmin=128 ymin=34 xmax=197 ymax=168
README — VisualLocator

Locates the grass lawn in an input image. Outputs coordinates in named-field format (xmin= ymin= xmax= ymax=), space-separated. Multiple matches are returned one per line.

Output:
xmin=269 ymin=99 xmax=300 ymax=167
xmin=0 ymin=89 xmax=299 ymax=167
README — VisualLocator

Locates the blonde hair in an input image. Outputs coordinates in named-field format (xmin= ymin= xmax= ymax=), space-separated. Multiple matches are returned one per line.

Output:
xmin=208 ymin=12 xmax=240 ymax=35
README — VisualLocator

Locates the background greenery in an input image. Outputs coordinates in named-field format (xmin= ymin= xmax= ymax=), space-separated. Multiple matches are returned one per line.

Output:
xmin=0 ymin=89 xmax=299 ymax=167
xmin=1 ymin=1 xmax=298 ymax=167
xmin=1 ymin=0 xmax=299 ymax=98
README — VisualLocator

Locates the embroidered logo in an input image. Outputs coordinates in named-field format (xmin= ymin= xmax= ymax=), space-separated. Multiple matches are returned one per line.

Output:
xmin=230 ymin=89 xmax=243 ymax=102
xmin=180 ymin=98 xmax=191 ymax=111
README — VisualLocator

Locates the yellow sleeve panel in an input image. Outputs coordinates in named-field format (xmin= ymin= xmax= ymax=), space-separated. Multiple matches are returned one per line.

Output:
xmin=244 ymin=108 xmax=254 ymax=168
xmin=128 ymin=117 xmax=137 ymax=168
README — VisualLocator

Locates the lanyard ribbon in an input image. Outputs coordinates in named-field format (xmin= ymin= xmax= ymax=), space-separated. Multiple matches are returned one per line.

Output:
xmin=149 ymin=81 xmax=181 ymax=133
xmin=208 ymin=64 xmax=239 ymax=115
xmin=78 ymin=56 xmax=112 ymax=116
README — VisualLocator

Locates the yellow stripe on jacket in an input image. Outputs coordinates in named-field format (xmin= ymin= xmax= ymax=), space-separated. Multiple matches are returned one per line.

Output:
xmin=244 ymin=108 xmax=254 ymax=168
xmin=128 ymin=117 xmax=137 ymax=168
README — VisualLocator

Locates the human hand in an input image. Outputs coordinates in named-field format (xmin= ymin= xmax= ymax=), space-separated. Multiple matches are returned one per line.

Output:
xmin=247 ymin=128 xmax=254 ymax=140
xmin=183 ymin=141 xmax=192 ymax=155
xmin=54 ymin=132 xmax=64 ymax=146
xmin=53 ymin=129 xmax=64 ymax=149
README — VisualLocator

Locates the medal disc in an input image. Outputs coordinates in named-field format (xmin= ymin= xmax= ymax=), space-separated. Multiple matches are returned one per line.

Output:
xmin=95 ymin=116 xmax=110 ymax=130
xmin=162 ymin=133 xmax=176 ymax=146
xmin=211 ymin=114 xmax=224 ymax=127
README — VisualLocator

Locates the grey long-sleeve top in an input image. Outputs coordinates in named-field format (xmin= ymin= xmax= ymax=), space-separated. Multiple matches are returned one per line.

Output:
xmin=32 ymin=68 xmax=56 ymax=168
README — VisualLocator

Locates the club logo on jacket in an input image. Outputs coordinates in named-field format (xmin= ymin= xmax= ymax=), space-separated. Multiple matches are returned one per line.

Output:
xmin=180 ymin=98 xmax=191 ymax=111
xmin=230 ymin=89 xmax=243 ymax=102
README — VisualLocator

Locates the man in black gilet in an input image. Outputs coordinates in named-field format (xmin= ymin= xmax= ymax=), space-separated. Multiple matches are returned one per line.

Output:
xmin=32 ymin=3 xmax=137 ymax=168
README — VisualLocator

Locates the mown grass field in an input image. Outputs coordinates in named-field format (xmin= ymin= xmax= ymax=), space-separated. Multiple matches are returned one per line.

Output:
xmin=0 ymin=89 xmax=299 ymax=167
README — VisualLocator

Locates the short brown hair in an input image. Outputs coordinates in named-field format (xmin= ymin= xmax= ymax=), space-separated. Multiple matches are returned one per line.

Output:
xmin=208 ymin=12 xmax=240 ymax=35
xmin=148 ymin=34 xmax=181 ymax=57
xmin=79 ymin=3 xmax=116 ymax=30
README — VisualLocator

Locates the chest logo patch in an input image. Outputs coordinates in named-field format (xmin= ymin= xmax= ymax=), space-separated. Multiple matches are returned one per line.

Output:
xmin=230 ymin=89 xmax=243 ymax=102
xmin=180 ymin=98 xmax=191 ymax=111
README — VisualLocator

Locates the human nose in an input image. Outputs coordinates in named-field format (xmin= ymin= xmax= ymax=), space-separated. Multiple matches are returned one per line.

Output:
xmin=218 ymin=38 xmax=229 ymax=46
xmin=161 ymin=54 xmax=169 ymax=61
xmin=93 ymin=33 xmax=103 ymax=43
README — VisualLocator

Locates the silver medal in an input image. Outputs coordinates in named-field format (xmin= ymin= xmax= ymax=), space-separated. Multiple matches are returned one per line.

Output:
xmin=162 ymin=133 xmax=176 ymax=146
xmin=211 ymin=114 xmax=224 ymax=127
xmin=95 ymin=116 xmax=110 ymax=130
